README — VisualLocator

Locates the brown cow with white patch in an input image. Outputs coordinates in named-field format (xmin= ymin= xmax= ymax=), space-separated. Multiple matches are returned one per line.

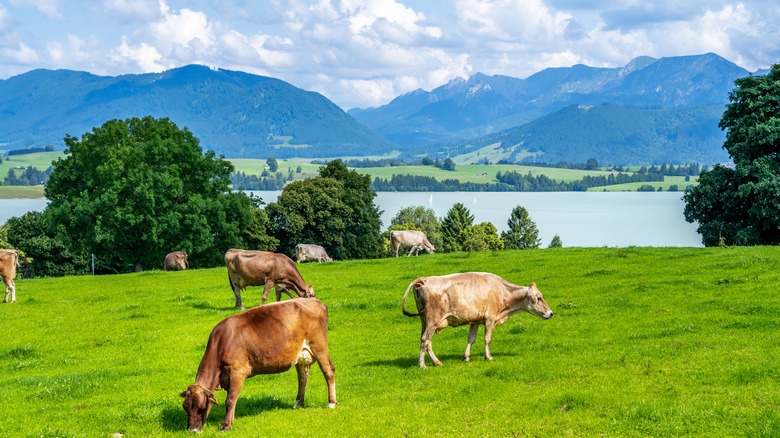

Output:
xmin=180 ymin=298 xmax=337 ymax=432
xmin=402 ymin=272 xmax=553 ymax=368
xmin=390 ymin=230 xmax=435 ymax=257
xmin=225 ymin=249 xmax=315 ymax=309
xmin=1 ymin=249 xmax=20 ymax=303
xmin=163 ymin=251 xmax=189 ymax=271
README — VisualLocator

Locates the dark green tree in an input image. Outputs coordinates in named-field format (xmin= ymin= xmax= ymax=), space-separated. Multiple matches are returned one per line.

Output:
xmin=683 ymin=65 xmax=780 ymax=246
xmin=266 ymin=178 xmax=349 ymax=258
xmin=318 ymin=160 xmax=384 ymax=259
xmin=44 ymin=116 xmax=260 ymax=272
xmin=388 ymin=205 xmax=442 ymax=249
xmin=266 ymin=155 xmax=279 ymax=172
xmin=440 ymin=202 xmax=474 ymax=252
xmin=442 ymin=157 xmax=456 ymax=171
xmin=548 ymin=234 xmax=563 ymax=248
xmin=5 ymin=211 xmax=88 ymax=277
xmin=501 ymin=205 xmax=541 ymax=249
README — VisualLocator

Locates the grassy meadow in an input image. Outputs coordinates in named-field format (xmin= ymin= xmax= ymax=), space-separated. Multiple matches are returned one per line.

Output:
xmin=2 ymin=247 xmax=779 ymax=437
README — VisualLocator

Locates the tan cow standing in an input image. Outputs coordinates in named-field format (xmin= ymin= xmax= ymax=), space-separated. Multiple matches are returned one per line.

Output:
xmin=225 ymin=249 xmax=315 ymax=309
xmin=402 ymin=272 xmax=553 ymax=367
xmin=0 ymin=249 xmax=20 ymax=303
xmin=390 ymin=230 xmax=435 ymax=257
xmin=163 ymin=251 xmax=189 ymax=271
xmin=180 ymin=298 xmax=337 ymax=432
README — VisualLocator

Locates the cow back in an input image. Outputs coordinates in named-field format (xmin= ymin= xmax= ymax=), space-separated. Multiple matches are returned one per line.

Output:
xmin=209 ymin=299 xmax=329 ymax=374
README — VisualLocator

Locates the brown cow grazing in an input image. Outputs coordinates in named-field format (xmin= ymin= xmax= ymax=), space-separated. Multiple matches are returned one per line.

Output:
xmin=390 ymin=230 xmax=435 ymax=257
xmin=163 ymin=251 xmax=189 ymax=271
xmin=402 ymin=272 xmax=553 ymax=368
xmin=1 ymin=249 xmax=20 ymax=303
xmin=225 ymin=249 xmax=315 ymax=309
xmin=180 ymin=298 xmax=337 ymax=432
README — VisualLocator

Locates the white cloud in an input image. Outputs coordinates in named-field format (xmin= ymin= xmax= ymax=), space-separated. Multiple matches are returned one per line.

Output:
xmin=150 ymin=1 xmax=215 ymax=52
xmin=111 ymin=35 xmax=166 ymax=72
xmin=1 ymin=41 xmax=39 ymax=64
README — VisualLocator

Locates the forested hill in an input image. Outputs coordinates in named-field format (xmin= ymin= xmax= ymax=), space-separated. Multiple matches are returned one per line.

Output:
xmin=449 ymin=103 xmax=731 ymax=165
xmin=0 ymin=65 xmax=392 ymax=158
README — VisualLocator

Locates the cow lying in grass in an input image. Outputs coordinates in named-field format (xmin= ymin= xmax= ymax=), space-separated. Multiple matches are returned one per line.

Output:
xmin=402 ymin=272 xmax=553 ymax=367
xmin=180 ymin=298 xmax=337 ymax=432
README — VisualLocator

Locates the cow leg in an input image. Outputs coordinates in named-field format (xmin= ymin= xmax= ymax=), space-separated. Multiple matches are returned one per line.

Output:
xmin=3 ymin=280 xmax=14 ymax=303
xmin=294 ymin=363 xmax=310 ymax=409
xmin=309 ymin=342 xmax=337 ymax=408
xmin=220 ymin=373 xmax=247 ymax=431
xmin=420 ymin=323 xmax=442 ymax=367
xmin=463 ymin=323 xmax=479 ymax=362
xmin=484 ymin=321 xmax=496 ymax=361
xmin=261 ymin=282 xmax=273 ymax=305
xmin=407 ymin=245 xmax=416 ymax=256
xmin=232 ymin=286 xmax=244 ymax=310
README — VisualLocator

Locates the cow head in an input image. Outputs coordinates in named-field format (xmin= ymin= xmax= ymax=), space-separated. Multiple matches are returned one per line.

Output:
xmin=180 ymin=384 xmax=218 ymax=432
xmin=176 ymin=252 xmax=189 ymax=270
xmin=524 ymin=283 xmax=553 ymax=319
xmin=304 ymin=285 xmax=316 ymax=298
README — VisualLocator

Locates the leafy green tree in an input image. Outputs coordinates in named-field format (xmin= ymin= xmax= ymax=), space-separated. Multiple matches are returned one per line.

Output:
xmin=388 ymin=205 xmax=442 ymax=249
xmin=440 ymin=202 xmax=474 ymax=252
xmin=318 ymin=160 xmax=384 ymax=259
xmin=266 ymin=155 xmax=279 ymax=172
xmin=501 ymin=205 xmax=541 ymax=249
xmin=462 ymin=222 xmax=504 ymax=252
xmin=44 ymin=116 xmax=260 ymax=272
xmin=684 ymin=65 xmax=780 ymax=246
xmin=548 ymin=234 xmax=563 ymax=248
xmin=266 ymin=178 xmax=349 ymax=258
xmin=5 ymin=211 xmax=87 ymax=277
xmin=442 ymin=157 xmax=456 ymax=171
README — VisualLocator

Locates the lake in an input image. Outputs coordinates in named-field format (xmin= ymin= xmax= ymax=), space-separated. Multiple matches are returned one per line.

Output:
xmin=1 ymin=191 xmax=703 ymax=248
xmin=249 ymin=191 xmax=703 ymax=247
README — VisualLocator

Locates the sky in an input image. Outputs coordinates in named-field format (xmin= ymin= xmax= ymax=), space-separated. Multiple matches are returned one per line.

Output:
xmin=1 ymin=0 xmax=778 ymax=109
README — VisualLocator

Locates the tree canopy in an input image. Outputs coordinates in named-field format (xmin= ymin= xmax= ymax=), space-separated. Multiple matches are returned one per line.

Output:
xmin=440 ymin=202 xmax=474 ymax=252
xmin=502 ymin=205 xmax=541 ymax=249
xmin=267 ymin=160 xmax=383 ymax=260
xmin=43 ymin=116 xmax=259 ymax=273
xmin=683 ymin=65 xmax=780 ymax=246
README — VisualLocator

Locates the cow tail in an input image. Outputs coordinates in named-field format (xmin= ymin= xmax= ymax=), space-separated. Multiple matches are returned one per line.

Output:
xmin=402 ymin=281 xmax=424 ymax=317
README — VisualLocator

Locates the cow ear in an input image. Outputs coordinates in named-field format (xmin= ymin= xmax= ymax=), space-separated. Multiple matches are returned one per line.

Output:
xmin=530 ymin=282 xmax=537 ymax=289
xmin=206 ymin=390 xmax=219 ymax=406
xmin=179 ymin=390 xmax=188 ymax=398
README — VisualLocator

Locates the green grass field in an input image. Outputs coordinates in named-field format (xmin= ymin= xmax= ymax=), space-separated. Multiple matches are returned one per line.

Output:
xmin=2 ymin=247 xmax=778 ymax=436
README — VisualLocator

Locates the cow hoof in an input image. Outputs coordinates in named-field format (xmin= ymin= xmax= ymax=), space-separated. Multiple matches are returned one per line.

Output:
xmin=433 ymin=361 xmax=443 ymax=367
xmin=463 ymin=356 xmax=471 ymax=362
xmin=328 ymin=403 xmax=336 ymax=409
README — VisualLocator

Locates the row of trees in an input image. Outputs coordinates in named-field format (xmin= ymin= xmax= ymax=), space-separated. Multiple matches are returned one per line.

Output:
xmin=2 ymin=166 xmax=53 ymax=186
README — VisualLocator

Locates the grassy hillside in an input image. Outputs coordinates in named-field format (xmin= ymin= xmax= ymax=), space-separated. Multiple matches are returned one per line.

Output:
xmin=2 ymin=247 xmax=778 ymax=436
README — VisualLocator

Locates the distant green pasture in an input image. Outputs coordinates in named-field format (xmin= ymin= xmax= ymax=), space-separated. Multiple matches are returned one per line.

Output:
xmin=0 ymin=151 xmax=61 ymax=177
